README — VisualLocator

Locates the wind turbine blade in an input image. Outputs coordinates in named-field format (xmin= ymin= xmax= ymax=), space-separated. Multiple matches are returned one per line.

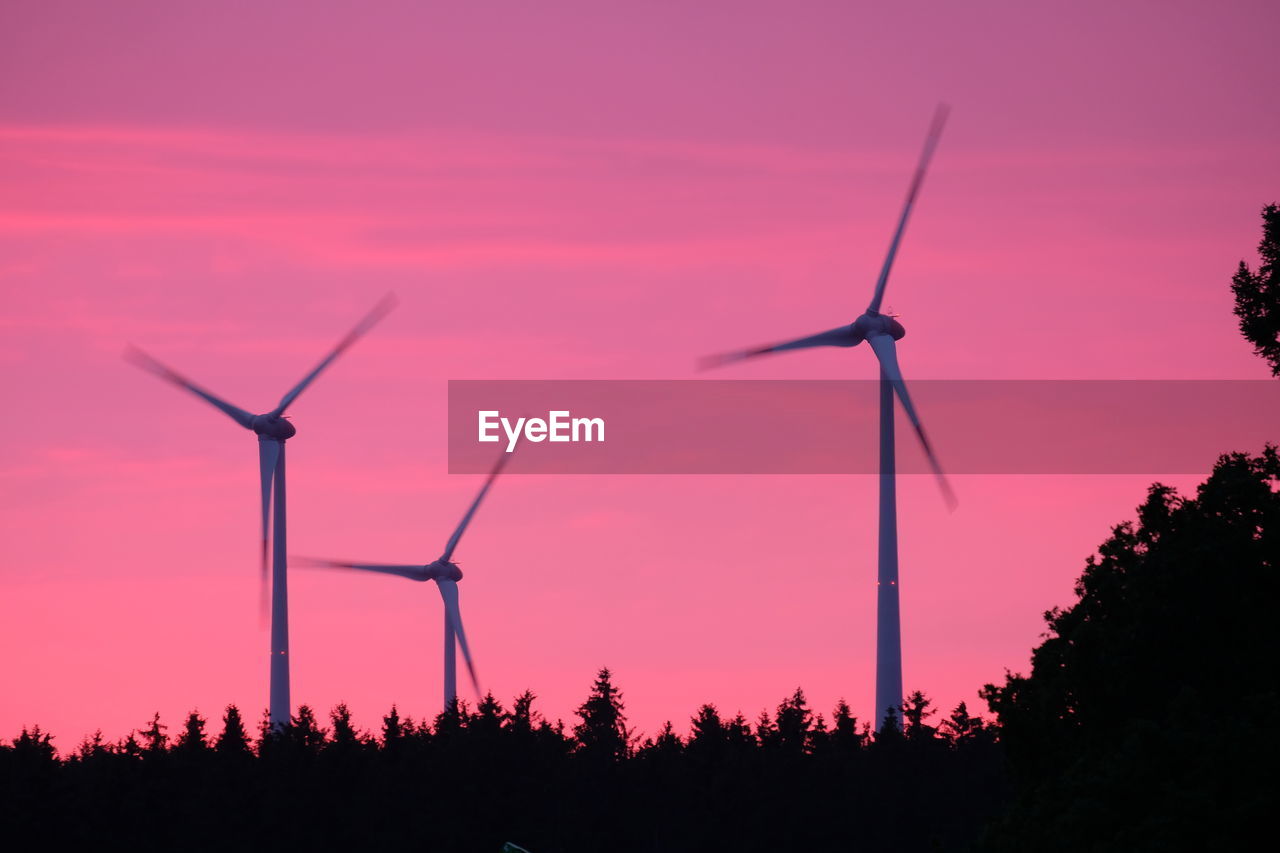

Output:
xmin=865 ymin=334 xmax=957 ymax=509
xmin=436 ymin=579 xmax=480 ymax=697
xmin=258 ymin=440 xmax=281 ymax=621
xmin=440 ymin=453 xmax=508 ymax=562
xmin=125 ymin=346 xmax=255 ymax=429
xmin=292 ymin=556 xmax=426 ymax=581
xmin=866 ymin=104 xmax=949 ymax=315
xmin=698 ymin=325 xmax=862 ymax=370
xmin=269 ymin=293 xmax=397 ymax=418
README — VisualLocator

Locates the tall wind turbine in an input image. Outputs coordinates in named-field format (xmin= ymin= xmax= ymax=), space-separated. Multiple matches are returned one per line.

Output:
xmin=126 ymin=294 xmax=397 ymax=728
xmin=295 ymin=454 xmax=507 ymax=711
xmin=702 ymin=107 xmax=954 ymax=729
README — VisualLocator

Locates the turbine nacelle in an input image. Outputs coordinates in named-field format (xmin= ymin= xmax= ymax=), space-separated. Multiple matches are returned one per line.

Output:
xmin=252 ymin=414 xmax=297 ymax=440
xmin=853 ymin=311 xmax=906 ymax=342
xmin=427 ymin=560 xmax=463 ymax=583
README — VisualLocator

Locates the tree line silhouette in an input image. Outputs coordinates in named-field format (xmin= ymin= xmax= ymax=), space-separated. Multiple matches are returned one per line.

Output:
xmin=1 ymin=674 xmax=1005 ymax=852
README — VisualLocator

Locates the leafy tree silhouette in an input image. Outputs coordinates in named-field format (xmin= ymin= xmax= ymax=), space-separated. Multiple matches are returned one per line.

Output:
xmin=981 ymin=449 xmax=1280 ymax=852
xmin=1232 ymin=203 xmax=1280 ymax=374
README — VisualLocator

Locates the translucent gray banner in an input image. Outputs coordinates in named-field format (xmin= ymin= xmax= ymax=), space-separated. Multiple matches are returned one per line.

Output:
xmin=447 ymin=380 xmax=1278 ymax=474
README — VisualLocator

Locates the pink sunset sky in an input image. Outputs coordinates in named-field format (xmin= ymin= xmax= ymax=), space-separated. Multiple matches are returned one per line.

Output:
xmin=2 ymin=0 xmax=1278 ymax=746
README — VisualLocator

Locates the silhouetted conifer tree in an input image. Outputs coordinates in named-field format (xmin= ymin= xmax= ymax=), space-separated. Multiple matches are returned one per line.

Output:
xmin=723 ymin=712 xmax=755 ymax=751
xmin=875 ymin=707 xmax=903 ymax=745
xmin=830 ymin=699 xmax=864 ymax=752
xmin=254 ymin=708 xmax=279 ymax=757
xmin=140 ymin=712 xmax=168 ymax=757
xmin=76 ymin=730 xmax=109 ymax=761
xmin=650 ymin=721 xmax=682 ymax=753
xmin=509 ymin=690 xmax=539 ymax=738
xmin=117 ymin=731 xmax=142 ymax=759
xmin=687 ymin=703 xmax=725 ymax=762
xmin=941 ymin=702 xmax=987 ymax=747
xmin=11 ymin=726 xmax=56 ymax=765
xmin=327 ymin=703 xmax=363 ymax=751
xmin=471 ymin=692 xmax=506 ymax=738
xmin=175 ymin=711 xmax=209 ymax=754
xmin=288 ymin=705 xmax=327 ymax=754
xmin=754 ymin=709 xmax=778 ymax=749
xmin=380 ymin=704 xmax=404 ymax=751
xmin=573 ymin=668 xmax=630 ymax=761
xmin=902 ymin=691 xmax=937 ymax=743
xmin=774 ymin=688 xmax=814 ymax=753
xmin=434 ymin=698 xmax=468 ymax=741
xmin=215 ymin=705 xmax=250 ymax=756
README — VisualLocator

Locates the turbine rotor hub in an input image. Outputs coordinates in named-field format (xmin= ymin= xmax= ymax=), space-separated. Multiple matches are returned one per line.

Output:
xmin=854 ymin=311 xmax=906 ymax=341
xmin=252 ymin=414 xmax=297 ymax=440
xmin=428 ymin=561 xmax=463 ymax=582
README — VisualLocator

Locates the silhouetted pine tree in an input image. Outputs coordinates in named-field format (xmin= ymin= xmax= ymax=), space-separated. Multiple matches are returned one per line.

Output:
xmin=942 ymin=701 xmax=989 ymax=747
xmin=174 ymin=711 xmax=209 ymax=755
xmin=214 ymin=705 xmax=251 ymax=756
xmin=573 ymin=668 xmax=630 ymax=762
xmin=829 ymin=699 xmax=865 ymax=753
xmin=774 ymin=688 xmax=814 ymax=754
xmin=687 ymin=703 xmax=725 ymax=763
xmin=76 ymin=729 xmax=110 ymax=761
xmin=287 ymin=705 xmax=326 ymax=755
xmin=471 ymin=692 xmax=506 ymax=739
xmin=380 ymin=704 xmax=405 ymax=752
xmin=723 ymin=711 xmax=755 ymax=751
xmin=753 ymin=708 xmax=778 ymax=749
xmin=140 ymin=712 xmax=168 ymax=758
xmin=328 ymin=703 xmax=359 ymax=748
xmin=902 ymin=690 xmax=938 ymax=743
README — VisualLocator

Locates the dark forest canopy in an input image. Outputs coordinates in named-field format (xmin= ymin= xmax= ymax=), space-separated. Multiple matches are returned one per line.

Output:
xmin=1 ymin=676 xmax=1004 ymax=852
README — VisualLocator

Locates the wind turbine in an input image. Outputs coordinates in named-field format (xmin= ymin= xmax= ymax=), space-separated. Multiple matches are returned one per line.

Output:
xmin=125 ymin=294 xmax=397 ymax=728
xmin=295 ymin=453 xmax=507 ymax=711
xmin=701 ymin=107 xmax=954 ymax=729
